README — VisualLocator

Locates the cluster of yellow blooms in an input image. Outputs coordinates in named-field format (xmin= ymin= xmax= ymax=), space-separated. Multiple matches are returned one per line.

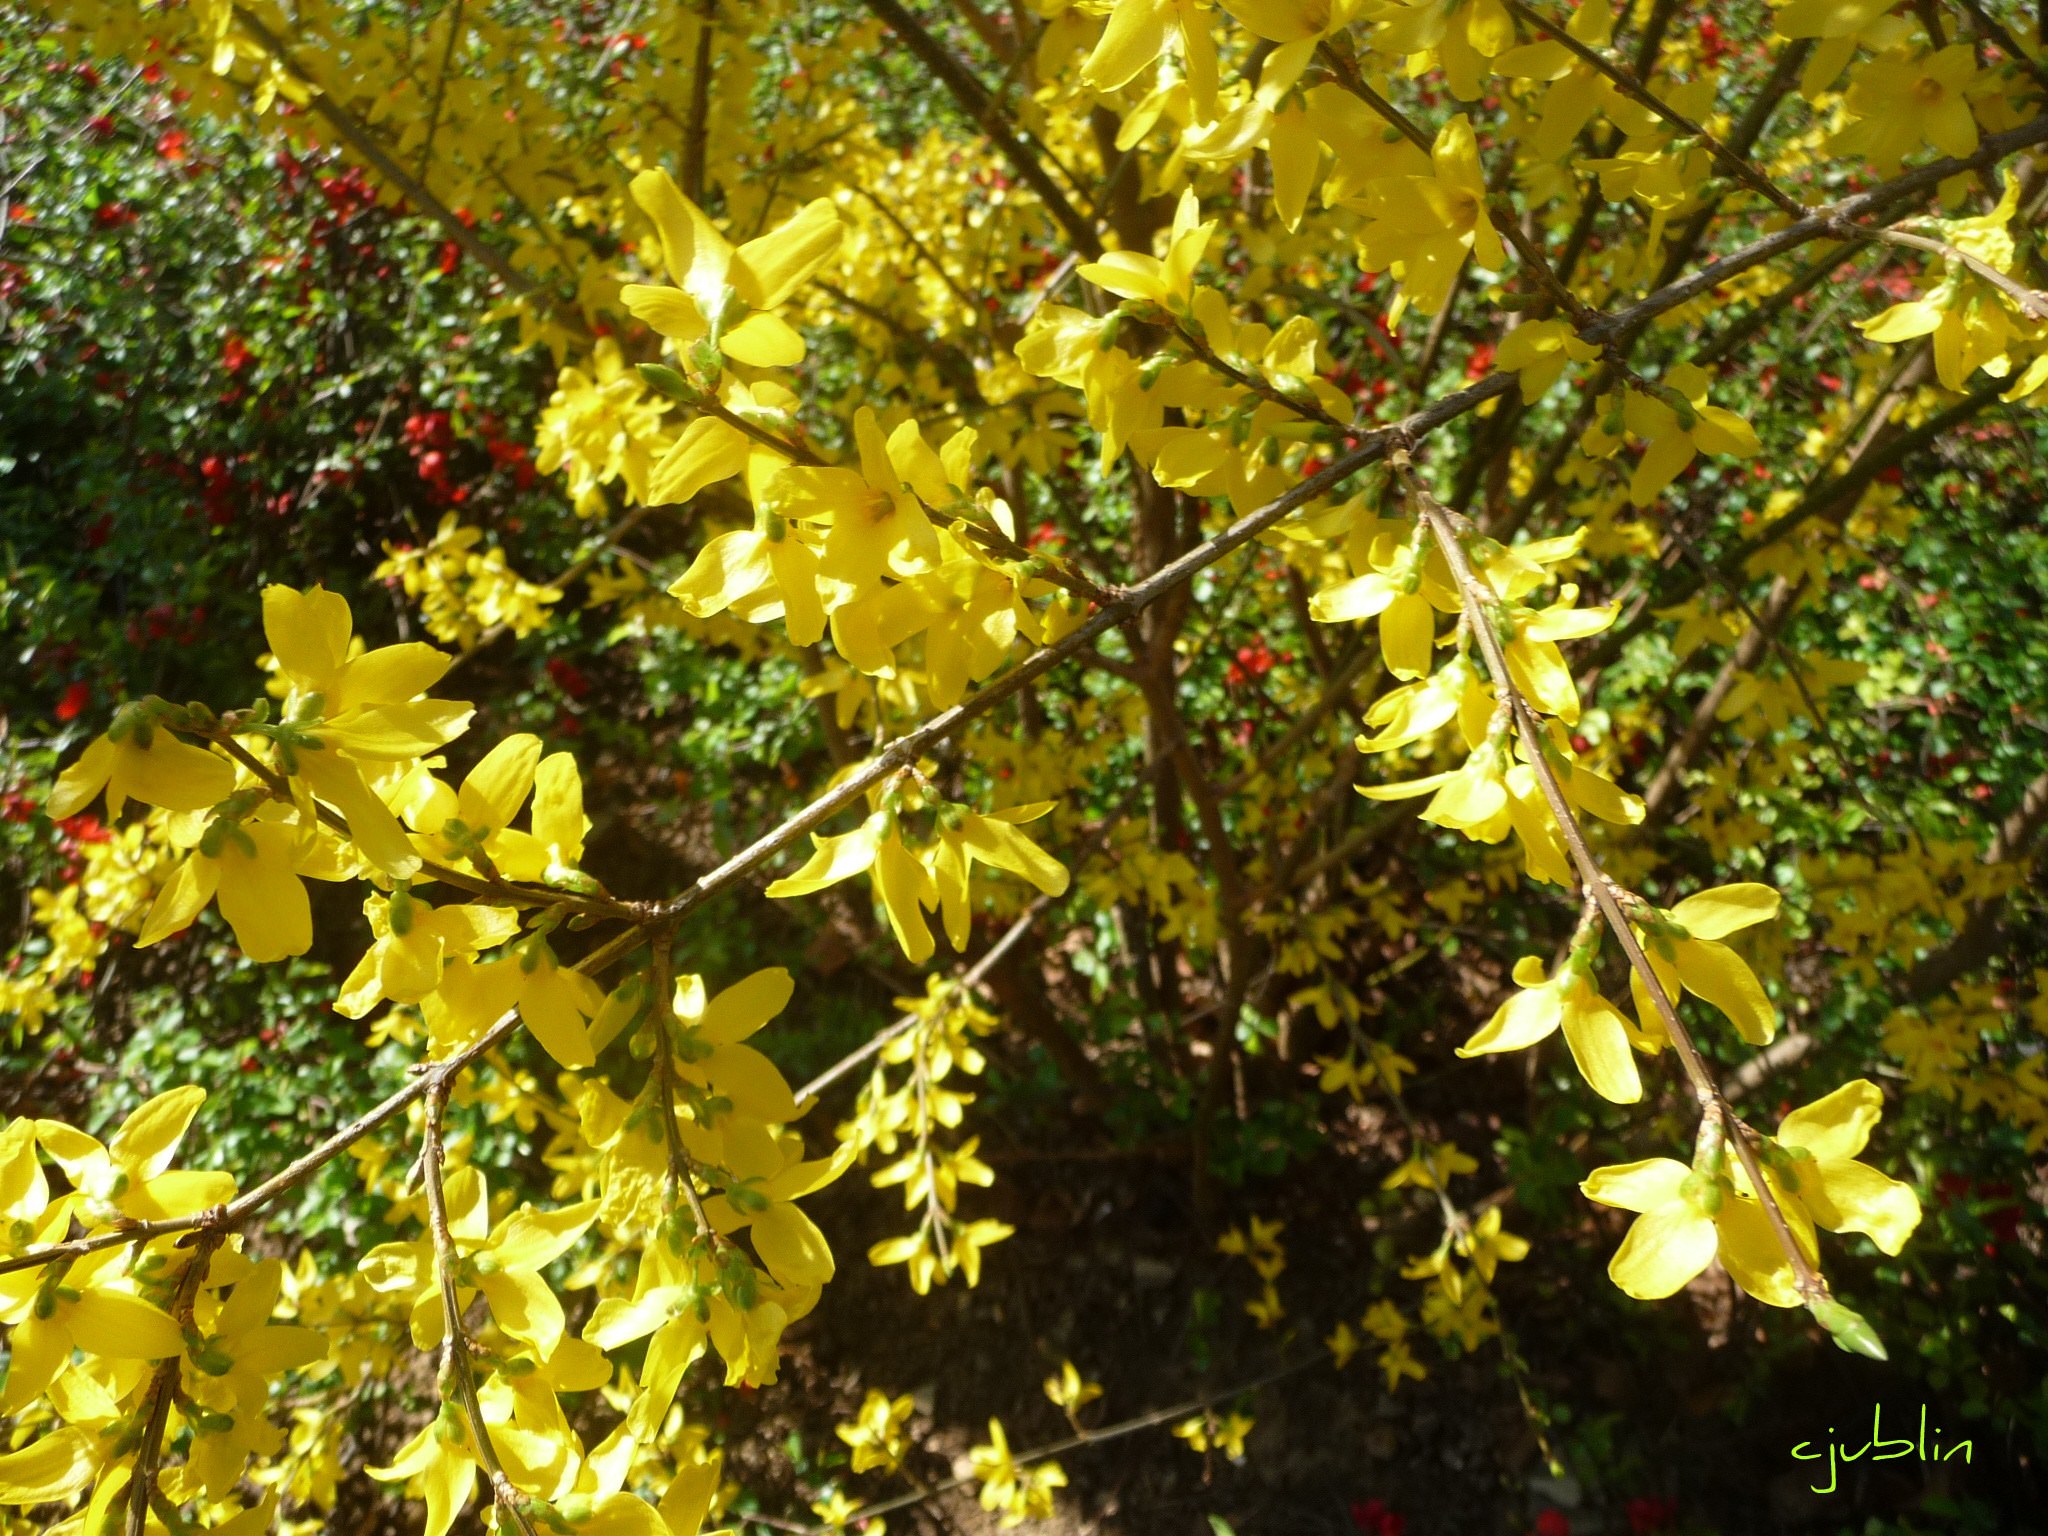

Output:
xmin=839 ymin=980 xmax=1017 ymax=1293
xmin=0 ymin=816 xmax=167 ymax=1037
xmin=372 ymin=514 xmax=566 ymax=651
xmin=15 ymin=0 xmax=2048 ymax=1523
xmin=5 ymin=578 xmax=1071 ymax=1533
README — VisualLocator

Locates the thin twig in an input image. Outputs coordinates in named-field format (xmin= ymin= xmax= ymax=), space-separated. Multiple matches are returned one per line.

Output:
xmin=1394 ymin=449 xmax=1828 ymax=1305
xmin=420 ymin=1077 xmax=543 ymax=1536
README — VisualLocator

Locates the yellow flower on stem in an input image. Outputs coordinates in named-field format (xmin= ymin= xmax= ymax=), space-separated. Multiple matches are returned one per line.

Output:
xmin=969 ymin=1418 xmax=1067 ymax=1528
xmin=333 ymin=890 xmax=520 ymax=1019
xmin=1452 ymin=1206 xmax=1531 ymax=1282
xmin=0 ymin=1241 xmax=185 ymax=1413
xmin=1077 ymin=187 xmax=1216 ymax=315
xmin=35 ymin=1084 xmax=236 ymax=1227
xmin=836 ymin=1389 xmax=915 ymax=1473
xmin=619 ymin=169 xmax=843 ymax=370
xmin=1355 ymin=115 xmax=1504 ymax=323
xmin=1626 ymin=882 xmax=1781 ymax=1047
xmin=1457 ymin=944 xmax=1648 ymax=1104
xmin=49 ymin=705 xmax=236 ymax=821
xmin=1494 ymin=317 xmax=1602 ymax=401
xmin=400 ymin=733 xmax=588 ymax=885
xmin=138 ymin=807 xmax=315 ymax=962
xmin=1080 ymin=0 xmax=1219 ymax=117
xmin=1173 ymin=1410 xmax=1254 ymax=1459
xmin=1584 ymin=365 xmax=1762 ymax=507
xmin=1760 ymin=1080 xmax=1922 ymax=1256
xmin=1833 ymin=44 xmax=1981 ymax=173
xmin=358 ymin=1165 xmax=596 ymax=1355
xmin=1376 ymin=1337 xmax=1427 ymax=1390
xmin=929 ymin=800 xmax=1072 ymax=951
xmin=1580 ymin=1156 xmax=1811 ymax=1306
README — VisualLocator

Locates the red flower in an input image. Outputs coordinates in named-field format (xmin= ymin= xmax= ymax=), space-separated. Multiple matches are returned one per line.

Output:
xmin=1533 ymin=1512 xmax=1571 ymax=1536
xmin=221 ymin=334 xmax=253 ymax=374
xmin=1348 ymin=1499 xmax=1403 ymax=1536
xmin=1625 ymin=1495 xmax=1678 ymax=1534
xmin=546 ymin=658 xmax=594 ymax=700
xmin=155 ymin=128 xmax=188 ymax=162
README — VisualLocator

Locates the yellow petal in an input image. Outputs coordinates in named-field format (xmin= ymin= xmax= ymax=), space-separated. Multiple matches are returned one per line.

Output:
xmin=70 ymin=1288 xmax=185 ymax=1359
xmin=619 ymin=282 xmax=710 ymax=342
xmin=1674 ymin=938 xmax=1776 ymax=1046
xmin=750 ymin=1201 xmax=835 ymax=1288
xmin=138 ymin=854 xmax=222 ymax=949
xmin=702 ymin=1043 xmax=802 ymax=1124
xmin=1558 ymin=988 xmax=1643 ymax=1104
xmin=651 ymin=417 xmax=749 ymax=506
xmin=1607 ymin=1202 xmax=1717 ymax=1299
xmin=331 ymin=642 xmax=451 ymax=713
xmin=733 ymin=197 xmax=844 ymax=310
xmin=261 ymin=584 xmax=351 ymax=692
xmin=215 ymin=823 xmax=312 ymax=962
xmin=1457 ymin=980 xmax=1561 ymax=1056
xmin=764 ymin=817 xmax=883 ymax=899
xmin=1803 ymin=1158 xmax=1921 ymax=1256
xmin=117 ymin=734 xmax=236 ymax=815
xmin=697 ymin=968 xmax=794 ymax=1045
xmin=1580 ymin=1156 xmax=1688 ymax=1214
xmin=720 ymin=311 xmax=806 ymax=368
xmin=1775 ymin=1078 xmax=1881 ymax=1163
xmin=0 ymin=1427 xmax=97 ymax=1506
xmin=531 ymin=753 xmax=586 ymax=867
xmin=1082 ymin=0 xmax=1172 ymax=91
xmin=48 ymin=736 xmax=115 ymax=820
xmin=629 ymin=168 xmax=732 ymax=308
xmin=1308 ymin=570 xmax=1398 ymax=623
xmin=873 ymin=833 xmax=938 ymax=964
xmin=296 ymin=750 xmax=423 ymax=878
xmin=109 ymin=1085 xmax=208 ymax=1178
xmin=1666 ymin=882 xmax=1779 ymax=940
xmin=478 ymin=1269 xmax=567 ymax=1357
xmin=1712 ymin=1196 xmax=1806 ymax=1308
xmin=1380 ymin=593 xmax=1435 ymax=681
xmin=958 ymin=813 xmax=1070 ymax=896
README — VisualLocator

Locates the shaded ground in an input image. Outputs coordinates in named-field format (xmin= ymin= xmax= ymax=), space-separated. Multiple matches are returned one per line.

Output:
xmin=723 ymin=1124 xmax=2042 ymax=1536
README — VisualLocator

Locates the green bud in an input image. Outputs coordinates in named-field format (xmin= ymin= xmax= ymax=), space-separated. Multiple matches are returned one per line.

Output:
xmin=1809 ymin=1297 xmax=1888 ymax=1361
xmin=637 ymin=362 xmax=696 ymax=402
xmin=387 ymin=885 xmax=417 ymax=937
xmin=191 ymin=1343 xmax=237 ymax=1377
xmin=1679 ymin=1170 xmax=1725 ymax=1217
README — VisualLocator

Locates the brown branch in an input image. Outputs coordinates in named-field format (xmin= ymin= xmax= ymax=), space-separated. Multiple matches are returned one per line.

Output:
xmin=860 ymin=0 xmax=1103 ymax=258
xmin=420 ymin=1078 xmax=543 ymax=1536
xmin=682 ymin=0 xmax=717 ymax=203
xmin=1498 ymin=0 xmax=1812 ymax=223
xmin=0 ymin=926 xmax=647 ymax=1279
xmin=645 ymin=371 xmax=1520 ymax=929
xmin=1394 ymin=449 xmax=1830 ymax=1307
xmin=125 ymin=1226 xmax=226 ymax=1536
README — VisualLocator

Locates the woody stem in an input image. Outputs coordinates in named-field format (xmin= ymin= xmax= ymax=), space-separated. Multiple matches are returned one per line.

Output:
xmin=1394 ymin=450 xmax=1828 ymax=1305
